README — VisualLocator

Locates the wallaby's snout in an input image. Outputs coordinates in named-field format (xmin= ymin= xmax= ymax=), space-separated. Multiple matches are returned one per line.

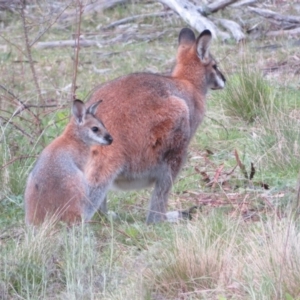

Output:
xmin=104 ymin=133 xmax=113 ymax=145
xmin=209 ymin=64 xmax=226 ymax=90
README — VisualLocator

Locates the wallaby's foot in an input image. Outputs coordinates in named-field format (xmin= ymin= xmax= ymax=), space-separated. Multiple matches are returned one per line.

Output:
xmin=146 ymin=212 xmax=167 ymax=225
xmin=166 ymin=206 xmax=201 ymax=223
xmin=107 ymin=210 xmax=119 ymax=221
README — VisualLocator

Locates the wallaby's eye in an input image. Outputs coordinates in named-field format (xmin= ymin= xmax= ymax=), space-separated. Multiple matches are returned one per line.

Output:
xmin=213 ymin=65 xmax=218 ymax=70
xmin=91 ymin=127 xmax=99 ymax=132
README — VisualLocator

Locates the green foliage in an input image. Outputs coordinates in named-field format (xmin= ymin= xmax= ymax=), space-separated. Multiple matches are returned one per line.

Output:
xmin=221 ymin=67 xmax=273 ymax=123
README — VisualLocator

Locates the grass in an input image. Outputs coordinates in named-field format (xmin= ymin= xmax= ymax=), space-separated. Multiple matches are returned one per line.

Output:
xmin=1 ymin=1 xmax=300 ymax=299
xmin=221 ymin=66 xmax=273 ymax=123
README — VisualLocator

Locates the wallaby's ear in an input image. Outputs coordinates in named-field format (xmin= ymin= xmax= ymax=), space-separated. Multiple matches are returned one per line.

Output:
xmin=72 ymin=99 xmax=86 ymax=124
xmin=86 ymin=100 xmax=102 ymax=116
xmin=196 ymin=30 xmax=212 ymax=62
xmin=178 ymin=28 xmax=196 ymax=45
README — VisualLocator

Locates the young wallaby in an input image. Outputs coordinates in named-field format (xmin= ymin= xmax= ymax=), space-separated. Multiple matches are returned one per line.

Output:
xmin=84 ymin=28 xmax=225 ymax=224
xmin=24 ymin=100 xmax=113 ymax=225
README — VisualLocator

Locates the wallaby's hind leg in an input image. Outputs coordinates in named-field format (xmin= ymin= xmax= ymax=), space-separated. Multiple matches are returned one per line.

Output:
xmin=146 ymin=165 xmax=172 ymax=224
xmin=147 ymin=148 xmax=186 ymax=224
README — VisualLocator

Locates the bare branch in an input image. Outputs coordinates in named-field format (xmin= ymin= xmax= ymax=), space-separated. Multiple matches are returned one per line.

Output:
xmin=30 ymin=2 xmax=72 ymax=47
xmin=0 ymin=83 xmax=38 ymax=120
xmin=102 ymin=11 xmax=174 ymax=30
xmin=231 ymin=0 xmax=257 ymax=7
xmin=0 ymin=155 xmax=38 ymax=171
xmin=207 ymin=0 xmax=240 ymax=14
xmin=34 ymin=30 xmax=174 ymax=50
xmin=34 ymin=39 xmax=100 ymax=49
xmin=248 ymin=7 xmax=300 ymax=24
xmin=71 ymin=0 xmax=84 ymax=102
xmin=20 ymin=1 xmax=43 ymax=104
xmin=0 ymin=115 xmax=33 ymax=140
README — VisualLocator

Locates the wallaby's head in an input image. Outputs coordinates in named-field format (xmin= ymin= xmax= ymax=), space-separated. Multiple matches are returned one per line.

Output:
xmin=174 ymin=28 xmax=225 ymax=91
xmin=72 ymin=99 xmax=113 ymax=146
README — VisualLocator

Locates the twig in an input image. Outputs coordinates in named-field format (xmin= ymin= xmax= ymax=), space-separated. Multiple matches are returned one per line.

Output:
xmin=234 ymin=149 xmax=248 ymax=179
xmin=207 ymin=0 xmax=240 ymax=14
xmin=0 ymin=155 xmax=38 ymax=170
xmin=30 ymin=2 xmax=73 ymax=47
xmin=0 ymin=33 xmax=27 ymax=57
xmin=205 ymin=114 xmax=229 ymax=139
xmin=225 ymin=164 xmax=238 ymax=176
xmin=71 ymin=0 xmax=84 ymax=101
xmin=0 ymin=115 xmax=33 ymax=140
xmin=102 ymin=11 xmax=174 ymax=30
xmin=0 ymin=83 xmax=38 ymax=119
xmin=20 ymin=0 xmax=43 ymax=104
xmin=86 ymin=221 xmax=147 ymax=250
xmin=211 ymin=164 xmax=224 ymax=189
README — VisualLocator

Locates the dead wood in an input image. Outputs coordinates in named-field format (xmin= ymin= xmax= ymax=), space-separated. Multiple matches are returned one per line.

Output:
xmin=34 ymin=30 xmax=172 ymax=49
xmin=267 ymin=27 xmax=300 ymax=37
xmin=248 ymin=7 xmax=300 ymax=25
xmin=102 ymin=11 xmax=174 ymax=30
xmin=158 ymin=0 xmax=218 ymax=37
xmin=206 ymin=0 xmax=239 ymax=14
xmin=231 ymin=0 xmax=257 ymax=7
xmin=214 ymin=18 xmax=245 ymax=41
xmin=157 ymin=0 xmax=243 ymax=41
xmin=59 ymin=0 xmax=129 ymax=23
xmin=34 ymin=39 xmax=100 ymax=49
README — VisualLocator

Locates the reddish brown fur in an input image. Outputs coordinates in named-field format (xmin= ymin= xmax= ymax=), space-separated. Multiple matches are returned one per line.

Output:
xmin=84 ymin=29 xmax=225 ymax=224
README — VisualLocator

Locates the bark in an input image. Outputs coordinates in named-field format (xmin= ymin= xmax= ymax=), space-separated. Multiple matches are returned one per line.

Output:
xmin=248 ymin=7 xmax=300 ymax=24
xmin=267 ymin=27 xmax=300 ymax=37
xmin=158 ymin=0 xmax=243 ymax=41
xmin=207 ymin=0 xmax=239 ymax=14
xmin=215 ymin=18 xmax=245 ymax=41
xmin=158 ymin=0 xmax=218 ymax=38
xmin=35 ymin=39 xmax=100 ymax=49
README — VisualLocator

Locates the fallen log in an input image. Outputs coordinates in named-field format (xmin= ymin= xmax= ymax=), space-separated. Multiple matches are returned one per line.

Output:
xmin=158 ymin=0 xmax=243 ymax=42
xmin=248 ymin=7 xmax=300 ymax=24
xmin=214 ymin=18 xmax=245 ymax=41
xmin=34 ymin=39 xmax=100 ymax=49
xmin=267 ymin=27 xmax=300 ymax=37
xmin=158 ymin=0 xmax=218 ymax=37
xmin=231 ymin=0 xmax=257 ymax=7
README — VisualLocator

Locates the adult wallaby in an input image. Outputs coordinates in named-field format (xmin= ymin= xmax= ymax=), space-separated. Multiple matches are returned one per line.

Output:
xmin=24 ymin=100 xmax=113 ymax=225
xmin=84 ymin=28 xmax=225 ymax=224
